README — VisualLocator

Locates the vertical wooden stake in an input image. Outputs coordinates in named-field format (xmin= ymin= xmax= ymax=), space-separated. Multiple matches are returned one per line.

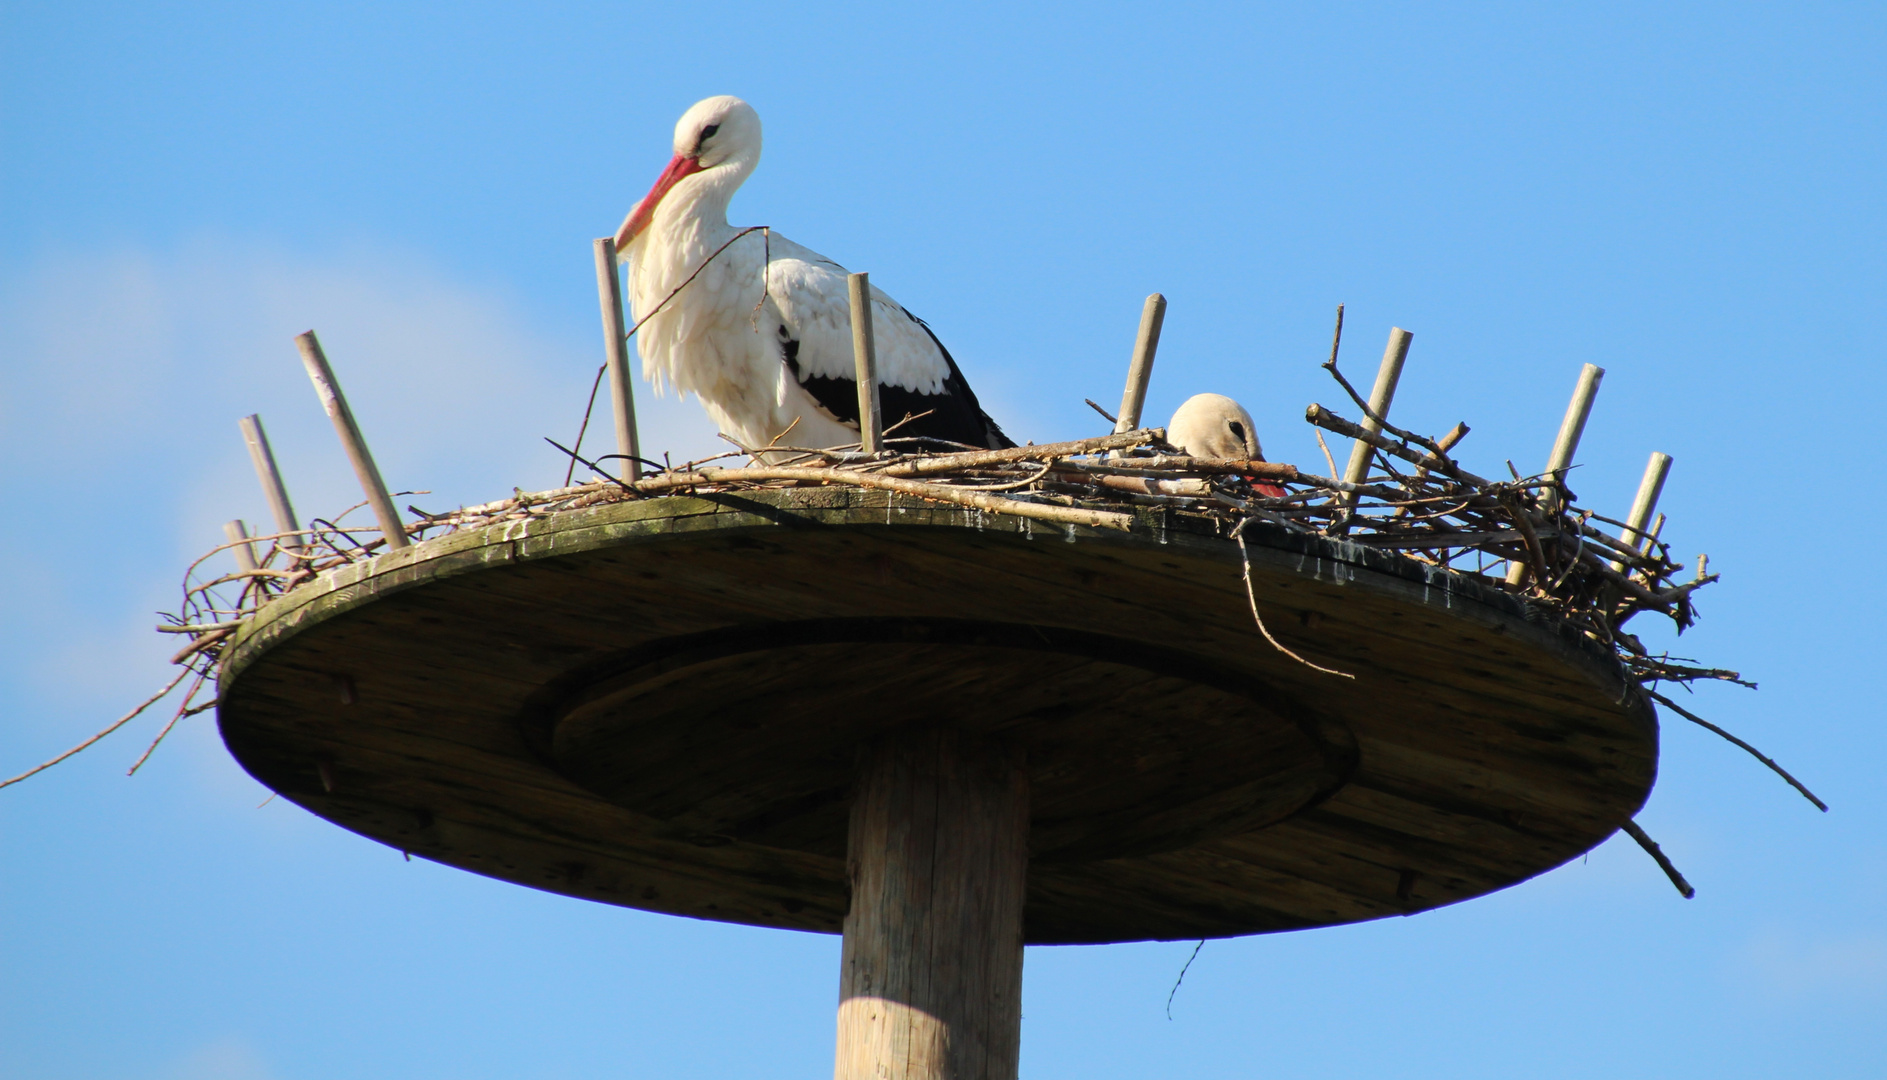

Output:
xmin=836 ymin=729 xmax=1028 ymax=1080
xmin=1114 ymin=294 xmax=1167 ymax=435
xmin=849 ymin=272 xmax=883 ymax=454
xmin=1612 ymin=452 xmax=1673 ymax=571
xmin=1336 ymin=327 xmax=1413 ymax=526
xmin=294 ymin=331 xmax=409 ymax=551
xmin=238 ymin=414 xmax=302 ymax=557
xmin=594 ymin=238 xmax=643 ymax=480
xmin=1542 ymin=363 xmax=1606 ymax=510
xmin=223 ymin=520 xmax=260 ymax=574
xmin=1507 ymin=362 xmax=1605 ymax=585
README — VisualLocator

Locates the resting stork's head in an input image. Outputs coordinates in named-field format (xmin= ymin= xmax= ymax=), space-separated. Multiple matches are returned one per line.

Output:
xmin=616 ymin=96 xmax=764 ymax=249
xmin=1167 ymin=393 xmax=1263 ymax=461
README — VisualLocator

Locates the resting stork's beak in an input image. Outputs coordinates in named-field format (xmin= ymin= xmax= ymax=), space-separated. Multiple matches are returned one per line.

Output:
xmin=615 ymin=153 xmax=706 ymax=248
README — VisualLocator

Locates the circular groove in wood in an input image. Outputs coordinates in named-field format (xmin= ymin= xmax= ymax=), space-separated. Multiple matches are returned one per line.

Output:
xmin=527 ymin=617 xmax=1355 ymax=863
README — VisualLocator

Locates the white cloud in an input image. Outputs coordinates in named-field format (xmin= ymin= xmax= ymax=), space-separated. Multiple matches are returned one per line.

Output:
xmin=159 ymin=1037 xmax=278 ymax=1080
xmin=0 ymin=236 xmax=724 ymax=736
xmin=1737 ymin=929 xmax=1887 ymax=996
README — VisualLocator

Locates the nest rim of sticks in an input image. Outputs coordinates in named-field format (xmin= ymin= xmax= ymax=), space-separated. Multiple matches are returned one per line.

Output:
xmin=163 ymin=410 xmax=1727 ymax=692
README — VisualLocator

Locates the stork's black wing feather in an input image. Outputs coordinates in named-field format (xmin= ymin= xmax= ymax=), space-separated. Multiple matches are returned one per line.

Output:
xmin=782 ymin=307 xmax=1014 ymax=450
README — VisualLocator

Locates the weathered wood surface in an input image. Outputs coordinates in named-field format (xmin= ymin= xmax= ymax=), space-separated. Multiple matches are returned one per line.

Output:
xmin=217 ymin=488 xmax=1657 ymax=944
xmin=836 ymin=730 xmax=1027 ymax=1080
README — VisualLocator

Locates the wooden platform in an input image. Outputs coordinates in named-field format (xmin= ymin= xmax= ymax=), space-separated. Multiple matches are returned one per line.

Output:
xmin=216 ymin=489 xmax=1656 ymax=944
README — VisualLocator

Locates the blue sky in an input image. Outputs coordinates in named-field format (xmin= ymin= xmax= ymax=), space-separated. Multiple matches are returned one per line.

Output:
xmin=2 ymin=3 xmax=1882 ymax=1077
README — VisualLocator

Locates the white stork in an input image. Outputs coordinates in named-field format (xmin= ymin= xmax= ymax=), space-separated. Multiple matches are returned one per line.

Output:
xmin=1168 ymin=393 xmax=1287 ymax=497
xmin=614 ymin=95 xmax=1014 ymax=452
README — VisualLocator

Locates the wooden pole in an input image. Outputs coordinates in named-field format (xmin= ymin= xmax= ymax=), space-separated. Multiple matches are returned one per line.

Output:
xmin=1336 ymin=327 xmax=1412 ymax=527
xmin=848 ymin=272 xmax=883 ymax=454
xmin=1113 ymin=294 xmax=1167 ymax=435
xmin=835 ymin=729 xmax=1028 ymax=1080
xmin=223 ymin=520 xmax=259 ymax=573
xmin=294 ymin=331 xmax=409 ymax=551
xmin=1542 ymin=363 xmax=1605 ymax=510
xmin=1612 ymin=452 xmax=1672 ymax=572
xmin=237 ymin=413 xmax=302 ymax=557
xmin=1507 ymin=362 xmax=1604 ymax=585
xmin=593 ymin=238 xmax=643 ymax=480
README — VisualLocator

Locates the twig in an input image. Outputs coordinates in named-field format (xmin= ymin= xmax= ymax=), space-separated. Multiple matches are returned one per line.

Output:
xmin=564 ymin=362 xmax=609 ymax=487
xmin=1618 ymin=819 xmax=1695 ymax=899
xmin=1232 ymin=519 xmax=1355 ymax=679
xmin=0 ymin=667 xmax=194 ymax=790
xmin=126 ymin=672 xmax=212 ymax=776
xmin=646 ymin=464 xmax=1137 ymax=531
xmin=1085 ymin=398 xmax=1119 ymax=425
xmin=1165 ymin=939 xmax=1206 ymax=1020
xmin=1314 ymin=429 xmax=1339 ymax=479
xmin=1645 ymin=689 xmax=1826 ymax=811
xmin=881 ymin=409 xmax=936 ymax=437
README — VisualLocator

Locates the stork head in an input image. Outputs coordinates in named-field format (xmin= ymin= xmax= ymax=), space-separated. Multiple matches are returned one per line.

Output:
xmin=615 ymin=96 xmax=763 ymax=249
xmin=1167 ymin=393 xmax=1263 ymax=461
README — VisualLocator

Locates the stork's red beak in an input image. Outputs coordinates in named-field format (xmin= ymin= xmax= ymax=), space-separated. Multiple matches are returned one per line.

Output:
xmin=615 ymin=153 xmax=706 ymax=248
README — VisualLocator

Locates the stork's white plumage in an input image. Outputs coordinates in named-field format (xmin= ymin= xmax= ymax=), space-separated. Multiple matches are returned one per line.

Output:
xmin=1168 ymin=393 xmax=1262 ymax=460
xmin=614 ymin=96 xmax=1013 ymax=451
xmin=1168 ymin=393 xmax=1287 ymax=496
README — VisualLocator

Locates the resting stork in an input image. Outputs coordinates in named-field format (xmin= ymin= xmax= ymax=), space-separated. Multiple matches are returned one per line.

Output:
xmin=614 ymin=95 xmax=1013 ymax=452
xmin=1168 ymin=393 xmax=1287 ymax=497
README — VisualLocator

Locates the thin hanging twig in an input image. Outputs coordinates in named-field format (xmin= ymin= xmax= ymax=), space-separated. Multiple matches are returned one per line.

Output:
xmin=1165 ymin=939 xmax=1206 ymax=1019
xmin=1233 ymin=519 xmax=1355 ymax=679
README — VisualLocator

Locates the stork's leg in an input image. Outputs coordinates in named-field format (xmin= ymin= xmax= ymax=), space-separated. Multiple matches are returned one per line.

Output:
xmin=835 ymin=729 xmax=1028 ymax=1080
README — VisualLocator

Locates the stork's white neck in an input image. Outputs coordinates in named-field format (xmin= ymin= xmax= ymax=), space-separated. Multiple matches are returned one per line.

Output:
xmin=648 ymin=152 xmax=756 ymax=252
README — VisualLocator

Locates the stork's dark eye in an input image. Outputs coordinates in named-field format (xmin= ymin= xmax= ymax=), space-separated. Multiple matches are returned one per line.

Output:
xmin=701 ymin=124 xmax=720 ymax=138
xmin=1228 ymin=421 xmax=1247 ymax=441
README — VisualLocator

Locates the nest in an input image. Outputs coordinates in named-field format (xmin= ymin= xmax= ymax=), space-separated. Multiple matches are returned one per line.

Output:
xmin=7 ymin=332 xmax=1824 ymax=907
xmin=158 ymin=399 xmax=1732 ymax=696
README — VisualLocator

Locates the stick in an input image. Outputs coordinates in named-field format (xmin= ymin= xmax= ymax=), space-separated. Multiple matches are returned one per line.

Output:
xmin=1308 ymin=404 xmax=1493 ymax=487
xmin=238 ymin=414 xmax=302 ymax=557
xmin=1326 ymin=303 xmax=1344 ymax=369
xmin=1165 ymin=940 xmax=1205 ymax=1020
xmin=223 ymin=520 xmax=259 ymax=574
xmin=0 ymin=666 xmax=194 ymax=790
xmin=1232 ymin=520 xmax=1355 ymax=679
xmin=1508 ymin=363 xmax=1604 ymax=585
xmin=126 ymin=671 xmax=211 ymax=776
xmin=1338 ymin=328 xmax=1413 ymax=521
xmin=1544 ymin=363 xmax=1604 ymax=510
xmin=594 ymin=237 xmax=643 ymax=481
xmin=880 ymin=430 xmax=1165 ymax=476
xmin=1618 ymin=819 xmax=1695 ymax=899
xmin=1645 ymin=689 xmax=1827 ymax=811
xmin=1084 ymin=398 xmax=1118 ymax=425
xmin=295 ymin=331 xmax=409 ymax=550
xmin=678 ymin=465 xmax=1135 ymax=530
xmin=1049 ymin=456 xmax=1298 ymax=480
xmin=1114 ymin=294 xmax=1167 ymax=435
xmin=849 ymin=272 xmax=883 ymax=454
xmin=1612 ymin=452 xmax=1672 ymax=572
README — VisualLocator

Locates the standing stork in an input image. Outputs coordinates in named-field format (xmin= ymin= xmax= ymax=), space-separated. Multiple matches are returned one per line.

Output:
xmin=614 ymin=95 xmax=1014 ymax=452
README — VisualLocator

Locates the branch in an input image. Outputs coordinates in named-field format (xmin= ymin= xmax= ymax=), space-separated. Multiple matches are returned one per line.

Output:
xmin=1645 ymin=689 xmax=1827 ymax=811
xmin=0 ymin=666 xmax=194 ymax=790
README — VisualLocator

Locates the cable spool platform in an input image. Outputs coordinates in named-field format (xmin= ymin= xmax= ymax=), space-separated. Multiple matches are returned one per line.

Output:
xmin=218 ymin=489 xmax=1655 ymax=946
